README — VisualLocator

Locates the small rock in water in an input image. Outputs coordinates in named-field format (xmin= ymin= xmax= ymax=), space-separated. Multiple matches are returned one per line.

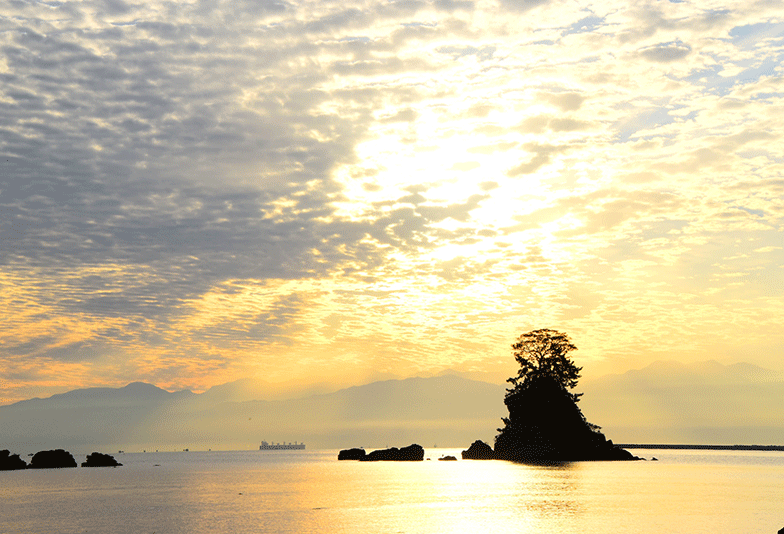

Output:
xmin=461 ymin=440 xmax=495 ymax=460
xmin=337 ymin=448 xmax=366 ymax=460
xmin=360 ymin=444 xmax=425 ymax=461
xmin=0 ymin=450 xmax=27 ymax=471
xmin=82 ymin=452 xmax=122 ymax=467
xmin=29 ymin=449 xmax=77 ymax=469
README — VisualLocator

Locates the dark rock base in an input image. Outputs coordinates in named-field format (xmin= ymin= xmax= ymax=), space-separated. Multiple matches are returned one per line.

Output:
xmin=0 ymin=450 xmax=27 ymax=471
xmin=82 ymin=452 xmax=122 ymax=467
xmin=461 ymin=440 xmax=495 ymax=460
xmin=359 ymin=444 xmax=425 ymax=461
xmin=29 ymin=449 xmax=77 ymax=469
xmin=338 ymin=448 xmax=366 ymax=460
xmin=460 ymin=438 xmax=639 ymax=463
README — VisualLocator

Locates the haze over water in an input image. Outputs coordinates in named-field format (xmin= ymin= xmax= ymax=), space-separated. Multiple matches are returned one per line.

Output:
xmin=2 ymin=449 xmax=783 ymax=534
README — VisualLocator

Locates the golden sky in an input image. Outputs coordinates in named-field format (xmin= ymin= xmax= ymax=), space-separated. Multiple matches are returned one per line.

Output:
xmin=1 ymin=0 xmax=783 ymax=404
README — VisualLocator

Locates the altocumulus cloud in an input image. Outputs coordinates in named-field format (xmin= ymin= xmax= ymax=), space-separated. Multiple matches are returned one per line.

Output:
xmin=1 ymin=0 xmax=784 ymax=402
xmin=639 ymin=40 xmax=692 ymax=62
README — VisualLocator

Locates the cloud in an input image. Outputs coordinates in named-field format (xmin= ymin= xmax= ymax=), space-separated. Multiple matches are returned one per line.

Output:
xmin=507 ymin=143 xmax=569 ymax=176
xmin=542 ymin=92 xmax=586 ymax=112
xmin=434 ymin=0 xmax=475 ymax=12
xmin=639 ymin=40 xmax=692 ymax=62
xmin=499 ymin=0 xmax=550 ymax=13
xmin=1 ymin=0 xmax=784 ymax=405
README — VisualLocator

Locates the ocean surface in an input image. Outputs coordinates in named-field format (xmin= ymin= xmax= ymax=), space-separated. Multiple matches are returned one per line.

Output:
xmin=1 ymin=448 xmax=783 ymax=533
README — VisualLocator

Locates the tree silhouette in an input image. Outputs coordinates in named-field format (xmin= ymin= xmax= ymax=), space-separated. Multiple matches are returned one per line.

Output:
xmin=506 ymin=329 xmax=582 ymax=403
xmin=494 ymin=329 xmax=635 ymax=462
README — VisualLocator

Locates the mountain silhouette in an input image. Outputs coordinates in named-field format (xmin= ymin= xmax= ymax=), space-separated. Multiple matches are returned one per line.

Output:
xmin=579 ymin=360 xmax=784 ymax=444
xmin=0 ymin=375 xmax=504 ymax=452
xmin=3 ymin=361 xmax=782 ymax=452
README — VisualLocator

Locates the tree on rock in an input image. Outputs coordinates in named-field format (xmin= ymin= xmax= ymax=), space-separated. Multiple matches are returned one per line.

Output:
xmin=507 ymin=329 xmax=582 ymax=402
xmin=494 ymin=329 xmax=636 ymax=462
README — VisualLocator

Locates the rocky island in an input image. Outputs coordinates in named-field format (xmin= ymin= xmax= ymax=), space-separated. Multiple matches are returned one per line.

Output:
xmin=338 ymin=444 xmax=424 ymax=461
xmin=337 ymin=447 xmax=366 ymax=460
xmin=340 ymin=330 xmax=637 ymax=464
xmin=461 ymin=440 xmax=495 ymax=460
xmin=1 ymin=449 xmax=123 ymax=470
xmin=29 ymin=449 xmax=78 ymax=469
xmin=82 ymin=452 xmax=123 ymax=467
xmin=361 ymin=444 xmax=425 ymax=461
xmin=466 ymin=329 xmax=638 ymax=463
xmin=0 ymin=449 xmax=27 ymax=470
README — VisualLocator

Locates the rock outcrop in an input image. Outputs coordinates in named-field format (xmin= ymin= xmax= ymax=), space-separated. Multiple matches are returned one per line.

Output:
xmin=461 ymin=440 xmax=495 ymax=460
xmin=0 ymin=449 xmax=27 ymax=470
xmin=494 ymin=376 xmax=638 ymax=462
xmin=360 ymin=444 xmax=424 ymax=461
xmin=337 ymin=448 xmax=366 ymax=460
xmin=81 ymin=452 xmax=123 ymax=467
xmin=438 ymin=455 xmax=457 ymax=461
xmin=29 ymin=449 xmax=78 ymax=469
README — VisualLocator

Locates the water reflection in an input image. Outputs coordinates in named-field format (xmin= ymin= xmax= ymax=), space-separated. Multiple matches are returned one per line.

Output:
xmin=1 ymin=451 xmax=587 ymax=534
xmin=503 ymin=462 xmax=583 ymax=532
xmin=3 ymin=449 xmax=784 ymax=534
xmin=310 ymin=451 xmax=586 ymax=534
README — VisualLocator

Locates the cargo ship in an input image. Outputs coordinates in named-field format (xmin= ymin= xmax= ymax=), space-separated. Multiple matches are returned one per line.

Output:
xmin=259 ymin=440 xmax=305 ymax=450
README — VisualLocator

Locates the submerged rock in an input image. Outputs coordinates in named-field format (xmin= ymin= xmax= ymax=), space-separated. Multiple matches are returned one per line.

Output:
xmin=0 ymin=450 xmax=27 ymax=470
xmin=461 ymin=440 xmax=495 ymax=460
xmin=337 ymin=448 xmax=366 ymax=460
xmin=360 ymin=444 xmax=424 ymax=461
xmin=29 ymin=449 xmax=77 ymax=469
xmin=82 ymin=452 xmax=122 ymax=467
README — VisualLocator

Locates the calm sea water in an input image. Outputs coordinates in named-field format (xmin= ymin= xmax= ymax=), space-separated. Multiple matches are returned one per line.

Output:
xmin=1 ymin=448 xmax=783 ymax=533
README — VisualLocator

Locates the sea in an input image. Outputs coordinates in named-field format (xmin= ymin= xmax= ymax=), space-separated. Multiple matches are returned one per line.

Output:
xmin=1 ymin=448 xmax=783 ymax=533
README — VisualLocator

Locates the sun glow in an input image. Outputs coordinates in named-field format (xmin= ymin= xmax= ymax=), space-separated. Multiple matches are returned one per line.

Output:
xmin=3 ymin=0 xmax=784 ymax=407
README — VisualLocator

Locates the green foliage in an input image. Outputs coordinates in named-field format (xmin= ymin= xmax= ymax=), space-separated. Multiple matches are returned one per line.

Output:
xmin=506 ymin=329 xmax=582 ymax=403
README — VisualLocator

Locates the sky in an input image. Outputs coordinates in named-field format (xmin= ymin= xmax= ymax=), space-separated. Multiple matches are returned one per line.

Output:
xmin=1 ymin=0 xmax=783 ymax=405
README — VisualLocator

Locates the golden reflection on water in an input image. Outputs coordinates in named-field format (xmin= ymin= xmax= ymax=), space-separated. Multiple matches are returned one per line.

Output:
xmin=3 ymin=449 xmax=784 ymax=534
xmin=274 ymin=450 xmax=587 ymax=533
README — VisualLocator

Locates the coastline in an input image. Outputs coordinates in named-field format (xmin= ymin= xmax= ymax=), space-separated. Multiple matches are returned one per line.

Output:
xmin=617 ymin=444 xmax=784 ymax=451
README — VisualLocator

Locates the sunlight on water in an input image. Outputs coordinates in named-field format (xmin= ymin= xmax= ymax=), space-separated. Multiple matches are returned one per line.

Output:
xmin=1 ymin=449 xmax=783 ymax=533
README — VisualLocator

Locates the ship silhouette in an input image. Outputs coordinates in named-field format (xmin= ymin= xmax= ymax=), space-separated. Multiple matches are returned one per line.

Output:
xmin=259 ymin=440 xmax=305 ymax=450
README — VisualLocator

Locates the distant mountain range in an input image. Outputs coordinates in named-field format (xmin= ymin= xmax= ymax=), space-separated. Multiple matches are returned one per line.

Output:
xmin=579 ymin=360 xmax=784 ymax=445
xmin=0 ymin=375 xmax=506 ymax=453
xmin=2 ymin=360 xmax=783 ymax=453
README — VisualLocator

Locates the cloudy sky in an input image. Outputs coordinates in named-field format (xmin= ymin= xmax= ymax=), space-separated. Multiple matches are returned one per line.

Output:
xmin=1 ymin=0 xmax=783 ymax=404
